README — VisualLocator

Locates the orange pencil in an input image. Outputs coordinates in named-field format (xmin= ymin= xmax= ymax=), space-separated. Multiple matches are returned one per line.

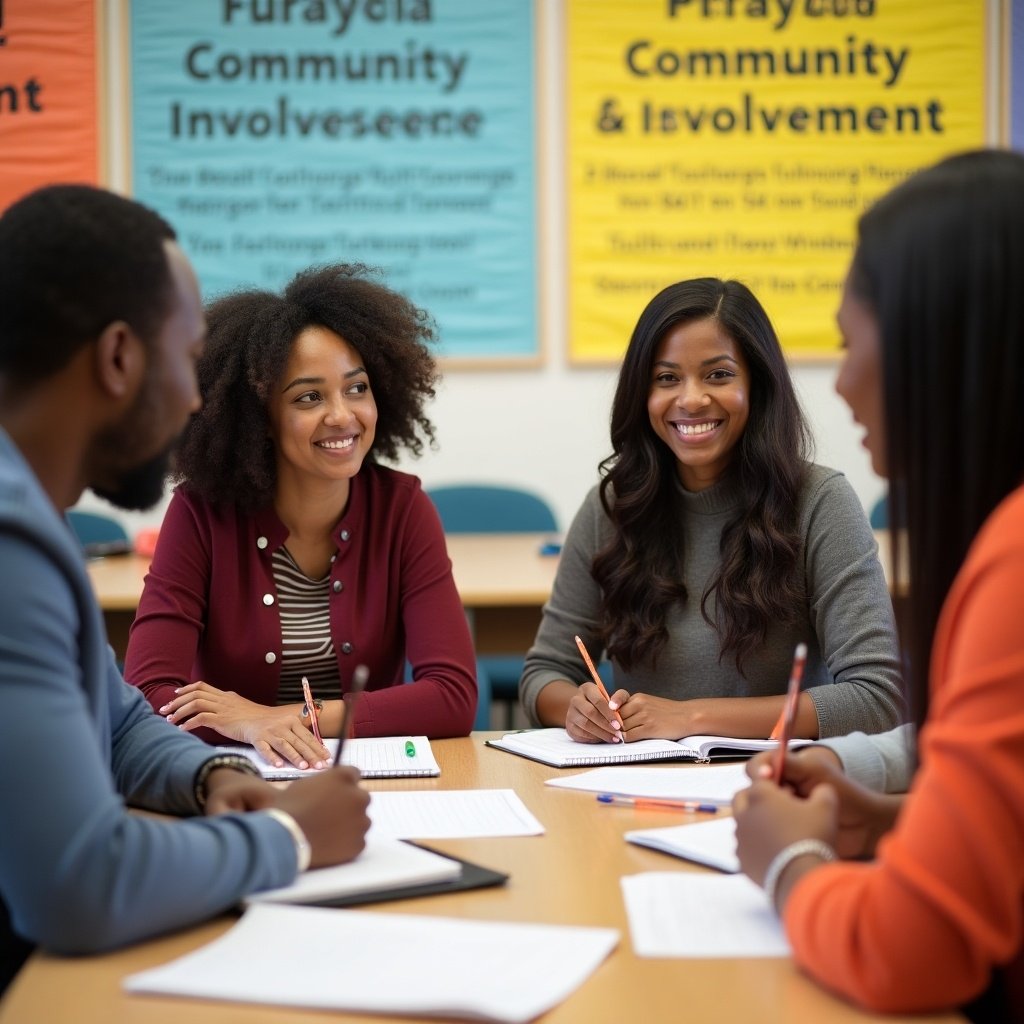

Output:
xmin=574 ymin=634 xmax=625 ymax=741
xmin=300 ymin=676 xmax=323 ymax=746
xmin=770 ymin=642 xmax=807 ymax=785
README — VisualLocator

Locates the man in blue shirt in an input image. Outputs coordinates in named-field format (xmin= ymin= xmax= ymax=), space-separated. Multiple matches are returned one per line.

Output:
xmin=0 ymin=185 xmax=370 ymax=993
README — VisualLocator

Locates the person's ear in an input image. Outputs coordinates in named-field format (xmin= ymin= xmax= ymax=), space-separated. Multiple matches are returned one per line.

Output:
xmin=93 ymin=320 xmax=146 ymax=401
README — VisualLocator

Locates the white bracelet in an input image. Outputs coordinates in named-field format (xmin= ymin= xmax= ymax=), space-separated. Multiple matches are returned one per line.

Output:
xmin=264 ymin=808 xmax=312 ymax=873
xmin=762 ymin=838 xmax=836 ymax=913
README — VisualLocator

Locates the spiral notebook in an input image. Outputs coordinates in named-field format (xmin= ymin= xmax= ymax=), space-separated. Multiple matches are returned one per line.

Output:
xmin=486 ymin=728 xmax=809 ymax=768
xmin=213 ymin=736 xmax=440 ymax=780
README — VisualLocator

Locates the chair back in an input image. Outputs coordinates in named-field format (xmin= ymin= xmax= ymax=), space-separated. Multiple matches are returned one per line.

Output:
xmin=66 ymin=510 xmax=131 ymax=555
xmin=869 ymin=495 xmax=889 ymax=529
xmin=427 ymin=485 xmax=557 ymax=534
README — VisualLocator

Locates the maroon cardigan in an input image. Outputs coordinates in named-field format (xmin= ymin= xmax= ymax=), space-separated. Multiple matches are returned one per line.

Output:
xmin=124 ymin=465 xmax=477 ymax=739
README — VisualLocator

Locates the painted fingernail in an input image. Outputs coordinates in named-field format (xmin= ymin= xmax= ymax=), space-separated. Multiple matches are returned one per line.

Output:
xmin=298 ymin=761 xmax=308 ymax=770
xmin=611 ymin=720 xmax=621 ymax=729
xmin=159 ymin=704 xmax=170 ymax=712
xmin=609 ymin=701 xmax=619 ymax=710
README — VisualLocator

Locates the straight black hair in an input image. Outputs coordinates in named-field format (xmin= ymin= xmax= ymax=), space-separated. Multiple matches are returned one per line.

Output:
xmin=850 ymin=149 xmax=1024 ymax=728
xmin=594 ymin=278 xmax=811 ymax=671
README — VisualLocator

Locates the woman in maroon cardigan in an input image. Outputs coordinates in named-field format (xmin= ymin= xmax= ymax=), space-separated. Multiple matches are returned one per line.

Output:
xmin=125 ymin=264 xmax=477 ymax=770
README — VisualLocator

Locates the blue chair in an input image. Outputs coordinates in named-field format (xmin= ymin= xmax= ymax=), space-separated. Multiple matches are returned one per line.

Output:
xmin=869 ymin=495 xmax=888 ymax=529
xmin=427 ymin=485 xmax=558 ymax=728
xmin=66 ymin=509 xmax=131 ymax=556
xmin=427 ymin=485 xmax=558 ymax=536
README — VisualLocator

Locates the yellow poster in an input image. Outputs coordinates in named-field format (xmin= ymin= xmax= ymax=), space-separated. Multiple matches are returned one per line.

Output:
xmin=567 ymin=0 xmax=987 ymax=362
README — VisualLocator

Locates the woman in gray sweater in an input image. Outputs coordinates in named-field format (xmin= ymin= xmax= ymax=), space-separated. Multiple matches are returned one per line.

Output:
xmin=520 ymin=278 xmax=904 ymax=743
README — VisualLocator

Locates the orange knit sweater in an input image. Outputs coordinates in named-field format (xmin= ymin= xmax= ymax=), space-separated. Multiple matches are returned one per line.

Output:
xmin=783 ymin=486 xmax=1024 ymax=1017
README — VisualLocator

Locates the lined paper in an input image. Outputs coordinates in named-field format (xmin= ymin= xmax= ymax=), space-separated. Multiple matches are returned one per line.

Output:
xmin=367 ymin=789 xmax=544 ymax=838
xmin=621 ymin=873 xmax=790 ymax=957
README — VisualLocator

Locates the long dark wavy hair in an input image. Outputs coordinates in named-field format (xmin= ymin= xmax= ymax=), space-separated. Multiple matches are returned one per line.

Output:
xmin=593 ymin=278 xmax=811 ymax=672
xmin=173 ymin=264 xmax=438 ymax=512
xmin=850 ymin=149 xmax=1024 ymax=730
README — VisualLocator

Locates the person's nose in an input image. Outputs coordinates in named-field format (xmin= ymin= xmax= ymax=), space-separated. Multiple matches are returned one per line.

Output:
xmin=323 ymin=393 xmax=355 ymax=427
xmin=675 ymin=379 xmax=710 ymax=413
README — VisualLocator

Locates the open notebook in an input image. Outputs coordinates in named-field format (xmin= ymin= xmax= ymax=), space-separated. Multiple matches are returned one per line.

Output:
xmin=486 ymin=728 xmax=810 ymax=768
xmin=213 ymin=736 xmax=440 ymax=780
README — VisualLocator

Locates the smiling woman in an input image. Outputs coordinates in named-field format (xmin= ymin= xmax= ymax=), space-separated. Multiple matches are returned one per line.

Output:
xmin=123 ymin=264 xmax=477 ymax=766
xmin=522 ymin=278 xmax=904 ymax=745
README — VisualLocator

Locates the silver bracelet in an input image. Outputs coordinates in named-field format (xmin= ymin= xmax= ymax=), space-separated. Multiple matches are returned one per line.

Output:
xmin=762 ymin=838 xmax=836 ymax=913
xmin=264 ymin=808 xmax=312 ymax=873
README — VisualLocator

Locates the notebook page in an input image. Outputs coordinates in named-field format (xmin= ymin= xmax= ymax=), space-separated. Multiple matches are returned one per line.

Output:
xmin=625 ymin=817 xmax=740 ymax=873
xmin=546 ymin=763 xmax=750 ymax=803
xmin=491 ymin=728 xmax=690 ymax=766
xmin=245 ymin=836 xmax=460 ymax=904
xmin=367 ymin=789 xmax=544 ymax=838
xmin=211 ymin=736 xmax=439 ymax=780
xmin=125 ymin=904 xmax=619 ymax=1024
xmin=621 ymin=873 xmax=790 ymax=957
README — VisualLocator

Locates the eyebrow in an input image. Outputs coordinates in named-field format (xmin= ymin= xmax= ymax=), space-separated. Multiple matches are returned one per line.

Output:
xmin=653 ymin=354 xmax=739 ymax=370
xmin=281 ymin=366 xmax=368 ymax=392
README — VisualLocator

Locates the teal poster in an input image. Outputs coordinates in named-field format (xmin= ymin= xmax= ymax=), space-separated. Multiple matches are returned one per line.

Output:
xmin=129 ymin=1 xmax=536 ymax=361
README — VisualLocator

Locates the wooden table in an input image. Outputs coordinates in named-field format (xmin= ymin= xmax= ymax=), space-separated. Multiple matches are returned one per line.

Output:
xmin=0 ymin=735 xmax=962 ymax=1024
xmin=87 ymin=533 xmax=561 ymax=659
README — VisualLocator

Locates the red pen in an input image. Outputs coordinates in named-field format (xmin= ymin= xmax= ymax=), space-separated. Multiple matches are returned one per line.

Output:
xmin=770 ymin=642 xmax=807 ymax=785
xmin=574 ymin=634 xmax=625 ymax=741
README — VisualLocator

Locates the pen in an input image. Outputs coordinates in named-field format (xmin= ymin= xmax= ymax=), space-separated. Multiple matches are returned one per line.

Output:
xmin=770 ymin=642 xmax=807 ymax=785
xmin=333 ymin=664 xmax=369 ymax=768
xmin=404 ymin=740 xmax=416 ymax=758
xmin=596 ymin=793 xmax=719 ymax=814
xmin=574 ymin=634 xmax=625 ymax=741
xmin=300 ymin=676 xmax=323 ymax=747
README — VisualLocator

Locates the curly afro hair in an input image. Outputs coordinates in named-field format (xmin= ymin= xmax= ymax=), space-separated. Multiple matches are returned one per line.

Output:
xmin=173 ymin=264 xmax=438 ymax=512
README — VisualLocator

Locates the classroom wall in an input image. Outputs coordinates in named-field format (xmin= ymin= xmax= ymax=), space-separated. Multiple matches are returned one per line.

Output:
xmin=76 ymin=0 xmax=1000 ymax=536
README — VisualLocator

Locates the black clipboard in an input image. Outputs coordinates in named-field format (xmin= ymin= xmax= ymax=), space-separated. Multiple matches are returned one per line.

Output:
xmin=308 ymin=843 xmax=509 ymax=908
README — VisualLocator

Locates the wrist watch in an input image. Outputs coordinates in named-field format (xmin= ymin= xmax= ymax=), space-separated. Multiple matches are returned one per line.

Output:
xmin=301 ymin=698 xmax=324 ymax=720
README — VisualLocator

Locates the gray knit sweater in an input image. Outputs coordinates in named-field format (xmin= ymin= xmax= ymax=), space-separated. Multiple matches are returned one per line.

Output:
xmin=520 ymin=463 xmax=905 ymax=737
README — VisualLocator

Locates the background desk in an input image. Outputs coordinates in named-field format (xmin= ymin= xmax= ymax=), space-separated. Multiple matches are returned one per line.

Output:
xmin=0 ymin=734 xmax=962 ymax=1024
xmin=87 ymin=533 xmax=560 ymax=661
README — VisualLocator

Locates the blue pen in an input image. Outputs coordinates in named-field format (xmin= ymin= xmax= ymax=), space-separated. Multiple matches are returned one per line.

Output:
xmin=404 ymin=740 xmax=416 ymax=758
xmin=596 ymin=793 xmax=718 ymax=814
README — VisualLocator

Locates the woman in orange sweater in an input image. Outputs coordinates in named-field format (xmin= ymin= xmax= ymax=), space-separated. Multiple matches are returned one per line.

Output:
xmin=733 ymin=149 xmax=1024 ymax=1022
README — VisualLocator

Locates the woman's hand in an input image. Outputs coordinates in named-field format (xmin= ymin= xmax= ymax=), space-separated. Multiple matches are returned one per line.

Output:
xmin=565 ymin=681 xmax=626 ymax=743
xmin=746 ymin=748 xmax=905 ymax=860
xmin=615 ymin=692 xmax=702 ymax=740
xmin=733 ymin=779 xmax=839 ymax=891
xmin=160 ymin=681 xmax=331 ymax=770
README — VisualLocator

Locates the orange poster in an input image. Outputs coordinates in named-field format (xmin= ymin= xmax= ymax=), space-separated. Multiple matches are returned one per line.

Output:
xmin=0 ymin=0 xmax=100 ymax=209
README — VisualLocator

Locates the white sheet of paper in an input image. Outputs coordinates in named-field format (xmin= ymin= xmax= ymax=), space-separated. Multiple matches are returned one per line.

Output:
xmin=245 ymin=837 xmax=460 ymax=905
xmin=625 ymin=817 xmax=740 ymax=873
xmin=621 ymin=873 xmax=790 ymax=958
xmin=546 ymin=763 xmax=750 ymax=804
xmin=124 ymin=904 xmax=618 ymax=1024
xmin=367 ymin=789 xmax=544 ymax=838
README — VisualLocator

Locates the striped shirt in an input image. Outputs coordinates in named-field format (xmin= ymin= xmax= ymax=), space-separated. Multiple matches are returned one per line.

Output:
xmin=272 ymin=546 xmax=340 ymax=705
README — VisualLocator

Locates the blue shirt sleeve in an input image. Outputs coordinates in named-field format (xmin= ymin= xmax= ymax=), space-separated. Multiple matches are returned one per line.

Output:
xmin=0 ymin=532 xmax=297 ymax=955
